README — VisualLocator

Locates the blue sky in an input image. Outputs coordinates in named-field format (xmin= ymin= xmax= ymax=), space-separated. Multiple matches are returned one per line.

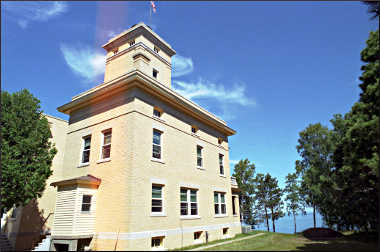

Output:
xmin=2 ymin=1 xmax=378 ymax=190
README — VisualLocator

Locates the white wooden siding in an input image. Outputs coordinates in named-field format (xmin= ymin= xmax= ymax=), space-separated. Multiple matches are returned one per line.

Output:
xmin=52 ymin=185 xmax=97 ymax=236
xmin=72 ymin=187 xmax=97 ymax=235
xmin=52 ymin=185 xmax=76 ymax=236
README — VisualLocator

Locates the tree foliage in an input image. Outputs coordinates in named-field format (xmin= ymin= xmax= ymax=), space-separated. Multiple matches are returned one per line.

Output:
xmin=295 ymin=29 xmax=379 ymax=232
xmin=232 ymin=159 xmax=256 ymax=225
xmin=254 ymin=173 xmax=284 ymax=232
xmin=1 ymin=89 xmax=57 ymax=213
xmin=295 ymin=123 xmax=334 ymax=228
xmin=284 ymin=172 xmax=306 ymax=234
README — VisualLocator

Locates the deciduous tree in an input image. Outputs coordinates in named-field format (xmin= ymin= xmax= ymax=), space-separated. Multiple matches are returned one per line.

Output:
xmin=1 ymin=89 xmax=57 ymax=214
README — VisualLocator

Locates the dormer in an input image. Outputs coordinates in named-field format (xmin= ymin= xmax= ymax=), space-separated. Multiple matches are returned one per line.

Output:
xmin=102 ymin=22 xmax=176 ymax=88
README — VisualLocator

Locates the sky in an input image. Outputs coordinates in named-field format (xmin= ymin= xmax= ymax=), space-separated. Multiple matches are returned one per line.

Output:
xmin=2 ymin=1 xmax=378 ymax=190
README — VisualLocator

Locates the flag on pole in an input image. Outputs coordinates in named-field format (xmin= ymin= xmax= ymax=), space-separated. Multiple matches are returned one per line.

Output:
xmin=150 ymin=1 xmax=156 ymax=13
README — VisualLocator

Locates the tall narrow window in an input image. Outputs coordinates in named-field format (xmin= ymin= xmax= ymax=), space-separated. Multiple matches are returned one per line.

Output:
xmin=81 ymin=195 xmax=92 ymax=212
xmin=152 ymin=185 xmax=163 ymax=213
xmin=232 ymin=196 xmax=237 ymax=215
xmin=154 ymin=46 xmax=160 ymax=53
xmin=180 ymin=189 xmax=188 ymax=216
xmin=197 ymin=146 xmax=203 ymax=167
xmin=153 ymin=108 xmax=161 ymax=118
xmin=180 ymin=188 xmax=198 ymax=216
xmin=219 ymin=154 xmax=224 ymax=175
xmin=101 ymin=130 xmax=112 ymax=159
xmin=152 ymin=130 xmax=162 ymax=159
xmin=82 ymin=136 xmax=91 ymax=163
xmin=214 ymin=192 xmax=219 ymax=214
xmin=129 ymin=40 xmax=135 ymax=46
xmin=214 ymin=192 xmax=226 ymax=215
xmin=153 ymin=69 xmax=158 ymax=78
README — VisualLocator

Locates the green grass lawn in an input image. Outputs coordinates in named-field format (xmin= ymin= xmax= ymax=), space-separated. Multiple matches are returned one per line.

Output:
xmin=171 ymin=231 xmax=265 ymax=251
xmin=201 ymin=231 xmax=378 ymax=251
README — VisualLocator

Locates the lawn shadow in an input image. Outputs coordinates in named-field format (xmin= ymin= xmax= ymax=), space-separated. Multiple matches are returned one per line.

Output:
xmin=295 ymin=235 xmax=378 ymax=251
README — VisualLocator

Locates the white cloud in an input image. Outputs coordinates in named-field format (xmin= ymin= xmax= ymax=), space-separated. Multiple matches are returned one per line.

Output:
xmin=230 ymin=159 xmax=240 ymax=166
xmin=3 ymin=1 xmax=68 ymax=28
xmin=60 ymin=44 xmax=106 ymax=83
xmin=172 ymin=78 xmax=255 ymax=106
xmin=172 ymin=55 xmax=194 ymax=77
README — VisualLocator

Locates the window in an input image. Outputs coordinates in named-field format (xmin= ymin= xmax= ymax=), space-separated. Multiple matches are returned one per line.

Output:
xmin=113 ymin=48 xmax=118 ymax=55
xmin=219 ymin=154 xmax=224 ymax=175
xmin=180 ymin=188 xmax=198 ymax=216
xmin=218 ymin=138 xmax=223 ymax=145
xmin=194 ymin=231 xmax=202 ymax=240
xmin=81 ymin=136 xmax=91 ymax=163
xmin=129 ymin=40 xmax=135 ymax=46
xmin=81 ymin=195 xmax=92 ymax=212
xmin=153 ymin=107 xmax=162 ymax=118
xmin=154 ymin=46 xmax=160 ymax=53
xmin=153 ymin=69 xmax=158 ymax=78
xmin=191 ymin=125 xmax=198 ymax=134
xmin=214 ymin=192 xmax=226 ymax=215
xmin=101 ymin=130 xmax=112 ymax=159
xmin=152 ymin=130 xmax=162 ymax=159
xmin=223 ymin=228 xmax=229 ymax=235
xmin=232 ymin=196 xmax=237 ymax=215
xmin=152 ymin=185 xmax=163 ymax=213
xmin=151 ymin=237 xmax=163 ymax=248
xmin=197 ymin=146 xmax=203 ymax=167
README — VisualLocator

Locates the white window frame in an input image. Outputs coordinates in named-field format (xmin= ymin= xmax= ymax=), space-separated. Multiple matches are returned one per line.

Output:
xmin=81 ymin=195 xmax=92 ymax=212
xmin=152 ymin=129 xmax=163 ymax=162
xmin=99 ymin=129 xmax=112 ymax=162
xmin=196 ymin=145 xmax=203 ymax=168
xmin=80 ymin=135 xmax=91 ymax=166
xmin=214 ymin=192 xmax=227 ymax=217
xmin=219 ymin=154 xmax=224 ymax=176
xmin=151 ymin=184 xmax=166 ymax=216
xmin=180 ymin=188 xmax=199 ymax=219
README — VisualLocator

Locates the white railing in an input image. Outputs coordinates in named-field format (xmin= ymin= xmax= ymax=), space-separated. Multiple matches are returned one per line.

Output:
xmin=231 ymin=176 xmax=238 ymax=187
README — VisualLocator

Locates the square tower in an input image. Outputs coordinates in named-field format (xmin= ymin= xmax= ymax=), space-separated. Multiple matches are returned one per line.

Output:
xmin=102 ymin=22 xmax=176 ymax=88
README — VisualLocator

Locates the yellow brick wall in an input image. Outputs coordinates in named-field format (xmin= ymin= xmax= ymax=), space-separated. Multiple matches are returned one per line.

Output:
xmin=52 ymin=85 xmax=240 ymax=250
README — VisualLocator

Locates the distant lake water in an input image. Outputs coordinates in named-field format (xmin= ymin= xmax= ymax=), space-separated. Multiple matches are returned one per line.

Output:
xmin=254 ymin=212 xmax=327 ymax=234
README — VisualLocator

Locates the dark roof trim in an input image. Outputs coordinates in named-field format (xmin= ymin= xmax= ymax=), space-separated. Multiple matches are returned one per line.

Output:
xmin=51 ymin=174 xmax=101 ymax=187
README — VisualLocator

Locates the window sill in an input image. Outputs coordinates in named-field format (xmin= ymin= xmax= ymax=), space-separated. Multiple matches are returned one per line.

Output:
xmin=197 ymin=166 xmax=205 ymax=170
xmin=193 ymin=240 xmax=203 ymax=245
xmin=152 ymin=116 xmax=165 ymax=123
xmin=150 ymin=212 xmax=167 ymax=217
xmin=78 ymin=163 xmax=90 ymax=168
xmin=191 ymin=133 xmax=200 ymax=138
xmin=214 ymin=214 xmax=228 ymax=218
xmin=233 ymin=214 xmax=239 ymax=217
xmin=180 ymin=215 xmax=201 ymax=220
xmin=97 ymin=158 xmax=111 ymax=164
xmin=151 ymin=158 xmax=165 ymax=164
xmin=151 ymin=247 xmax=167 ymax=251
xmin=219 ymin=174 xmax=226 ymax=178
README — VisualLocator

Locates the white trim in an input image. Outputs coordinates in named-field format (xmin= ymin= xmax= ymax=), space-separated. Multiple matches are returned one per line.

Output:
xmin=79 ymin=135 xmax=92 ymax=166
xmin=219 ymin=175 xmax=227 ymax=178
xmin=99 ymin=129 xmax=112 ymax=160
xmin=196 ymin=166 xmax=205 ymax=171
xmin=151 ymin=184 xmax=165 ymax=215
xmin=196 ymin=141 xmax=205 ymax=147
xmin=212 ymin=187 xmax=227 ymax=193
xmin=151 ymin=158 xmax=165 ymax=164
xmin=97 ymin=158 xmax=111 ymax=164
xmin=180 ymin=215 xmax=201 ymax=220
xmin=179 ymin=183 xmax=200 ymax=189
xmin=214 ymin=214 xmax=228 ymax=218
xmin=152 ymin=123 xmax=165 ymax=132
xmin=150 ymin=178 xmax=167 ymax=185
xmin=78 ymin=163 xmax=89 ymax=168
xmin=150 ymin=213 xmax=167 ymax=217
xmin=95 ymin=222 xmax=241 ymax=240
